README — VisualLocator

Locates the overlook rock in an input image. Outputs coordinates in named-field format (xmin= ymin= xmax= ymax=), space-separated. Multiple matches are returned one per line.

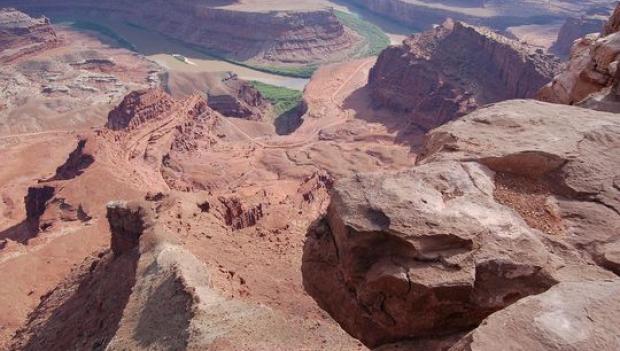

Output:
xmin=3 ymin=0 xmax=360 ymax=68
xmin=303 ymin=99 xmax=620 ymax=349
xmin=450 ymin=280 xmax=620 ymax=351
xmin=368 ymin=20 xmax=560 ymax=131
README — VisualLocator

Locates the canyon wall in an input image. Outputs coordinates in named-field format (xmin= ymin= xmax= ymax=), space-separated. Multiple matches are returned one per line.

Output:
xmin=0 ymin=8 xmax=58 ymax=63
xmin=343 ymin=0 xmax=610 ymax=30
xmin=368 ymin=20 xmax=559 ymax=130
xmin=4 ymin=0 xmax=359 ymax=67
xmin=551 ymin=16 xmax=606 ymax=57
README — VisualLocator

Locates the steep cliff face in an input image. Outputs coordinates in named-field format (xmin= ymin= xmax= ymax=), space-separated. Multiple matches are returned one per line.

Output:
xmin=303 ymin=100 xmax=620 ymax=349
xmin=344 ymin=0 xmax=611 ymax=30
xmin=368 ymin=20 xmax=560 ymax=130
xmin=5 ymin=0 xmax=359 ymax=67
xmin=0 ymin=8 xmax=58 ymax=63
xmin=551 ymin=16 xmax=606 ymax=57
xmin=539 ymin=4 xmax=620 ymax=112
xmin=106 ymin=89 xmax=178 ymax=131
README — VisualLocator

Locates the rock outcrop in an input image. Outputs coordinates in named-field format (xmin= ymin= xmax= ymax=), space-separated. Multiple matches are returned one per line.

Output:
xmin=0 ymin=8 xmax=58 ymax=63
xmin=449 ymin=280 xmax=620 ymax=351
xmin=217 ymin=197 xmax=265 ymax=230
xmin=303 ymin=99 xmax=620 ymax=349
xmin=9 ymin=200 xmax=355 ymax=350
xmin=49 ymin=138 xmax=95 ymax=181
xmin=539 ymin=4 xmax=620 ymax=112
xmin=209 ymin=74 xmax=269 ymax=120
xmin=368 ymin=20 xmax=560 ymax=130
xmin=550 ymin=16 xmax=606 ymax=57
xmin=106 ymin=89 xmax=178 ymax=131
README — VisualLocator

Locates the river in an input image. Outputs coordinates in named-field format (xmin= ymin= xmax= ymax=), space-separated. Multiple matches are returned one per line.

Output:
xmin=54 ymin=1 xmax=418 ymax=91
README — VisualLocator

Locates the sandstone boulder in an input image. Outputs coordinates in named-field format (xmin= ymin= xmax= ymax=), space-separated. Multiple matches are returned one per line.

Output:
xmin=449 ymin=280 xmax=620 ymax=351
xmin=303 ymin=160 xmax=564 ymax=347
xmin=539 ymin=3 xmax=620 ymax=112
xmin=304 ymin=100 xmax=620 ymax=348
xmin=420 ymin=100 xmax=620 ymax=274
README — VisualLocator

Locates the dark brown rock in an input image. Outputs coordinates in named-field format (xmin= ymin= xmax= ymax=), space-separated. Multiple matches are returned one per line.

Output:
xmin=217 ymin=196 xmax=265 ymax=230
xmin=106 ymin=201 xmax=153 ymax=256
xmin=304 ymin=99 xmax=620 ymax=349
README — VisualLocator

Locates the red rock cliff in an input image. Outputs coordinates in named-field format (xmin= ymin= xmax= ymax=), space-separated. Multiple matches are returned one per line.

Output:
xmin=368 ymin=20 xmax=560 ymax=130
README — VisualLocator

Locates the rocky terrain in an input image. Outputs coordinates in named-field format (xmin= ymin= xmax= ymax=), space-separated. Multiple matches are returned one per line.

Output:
xmin=0 ymin=8 xmax=58 ymax=63
xmin=303 ymin=99 xmax=620 ymax=350
xmin=1 ymin=2 xmax=620 ymax=351
xmin=539 ymin=4 xmax=620 ymax=112
xmin=368 ymin=20 xmax=559 ymax=130
xmin=0 ymin=52 xmax=417 ymax=349
xmin=550 ymin=15 xmax=607 ymax=57
xmin=165 ymin=71 xmax=272 ymax=120
xmin=0 ymin=9 xmax=162 ymax=137
xmin=0 ymin=0 xmax=364 ymax=71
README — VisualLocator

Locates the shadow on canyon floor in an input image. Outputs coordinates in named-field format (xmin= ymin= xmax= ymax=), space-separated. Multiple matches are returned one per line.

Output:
xmin=13 ymin=251 xmax=139 ymax=351
xmin=342 ymin=85 xmax=426 ymax=152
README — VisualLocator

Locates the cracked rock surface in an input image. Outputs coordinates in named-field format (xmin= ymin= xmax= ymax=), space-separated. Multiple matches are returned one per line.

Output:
xmin=302 ymin=99 xmax=620 ymax=349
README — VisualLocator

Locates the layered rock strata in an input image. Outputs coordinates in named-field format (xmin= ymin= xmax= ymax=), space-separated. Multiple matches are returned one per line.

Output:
xmin=4 ymin=0 xmax=359 ymax=67
xmin=368 ymin=20 xmax=560 ymax=130
xmin=0 ymin=8 xmax=58 ymax=63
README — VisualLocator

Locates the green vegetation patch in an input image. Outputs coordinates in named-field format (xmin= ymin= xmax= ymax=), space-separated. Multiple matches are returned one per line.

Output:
xmin=250 ymin=81 xmax=305 ymax=135
xmin=335 ymin=10 xmax=390 ymax=57
xmin=250 ymin=81 xmax=303 ymax=117
xmin=70 ymin=21 xmax=136 ymax=51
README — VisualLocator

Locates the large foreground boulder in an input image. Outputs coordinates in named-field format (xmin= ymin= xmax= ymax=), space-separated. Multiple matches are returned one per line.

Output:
xmin=450 ymin=280 xmax=620 ymax=351
xmin=303 ymin=100 xmax=620 ymax=349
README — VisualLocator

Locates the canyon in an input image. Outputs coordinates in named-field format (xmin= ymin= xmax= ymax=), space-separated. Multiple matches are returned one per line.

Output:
xmin=1 ymin=1 xmax=620 ymax=351
xmin=0 ymin=0 xmax=378 ymax=76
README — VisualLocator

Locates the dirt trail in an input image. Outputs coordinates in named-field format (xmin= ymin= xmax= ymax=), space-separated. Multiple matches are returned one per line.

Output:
xmin=219 ymin=59 xmax=374 ymax=149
